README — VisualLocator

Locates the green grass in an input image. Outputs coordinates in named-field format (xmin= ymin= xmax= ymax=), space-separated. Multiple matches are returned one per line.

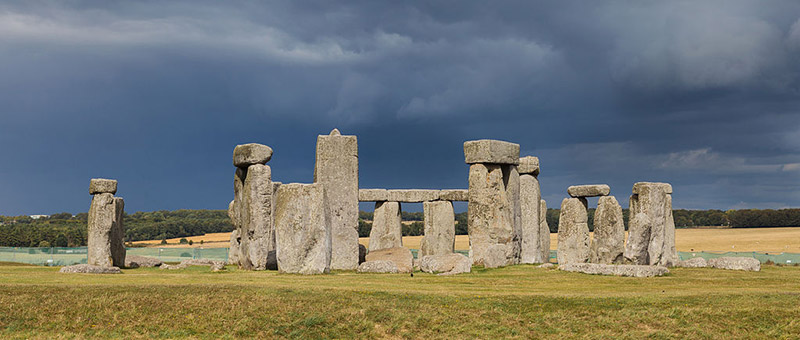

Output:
xmin=0 ymin=264 xmax=799 ymax=339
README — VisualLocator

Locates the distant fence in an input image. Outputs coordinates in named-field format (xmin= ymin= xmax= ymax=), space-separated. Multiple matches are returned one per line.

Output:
xmin=2 ymin=247 xmax=798 ymax=266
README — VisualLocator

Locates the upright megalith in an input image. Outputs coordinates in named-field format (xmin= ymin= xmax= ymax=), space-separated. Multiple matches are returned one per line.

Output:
xmin=420 ymin=200 xmax=455 ymax=257
xmin=369 ymin=201 xmax=403 ymax=251
xmin=314 ymin=128 xmax=359 ymax=270
xmin=624 ymin=182 xmax=676 ymax=266
xmin=519 ymin=156 xmax=547 ymax=264
xmin=87 ymin=179 xmax=125 ymax=268
xmin=539 ymin=199 xmax=551 ymax=261
xmin=556 ymin=197 xmax=590 ymax=265
xmin=589 ymin=196 xmax=625 ymax=264
xmin=465 ymin=139 xmax=521 ymax=268
xmin=274 ymin=183 xmax=331 ymax=274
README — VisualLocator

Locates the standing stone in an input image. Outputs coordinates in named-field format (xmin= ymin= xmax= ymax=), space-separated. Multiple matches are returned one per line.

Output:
xmin=87 ymin=189 xmax=125 ymax=268
xmin=369 ymin=201 xmax=403 ymax=251
xmin=519 ymin=158 xmax=544 ymax=264
xmin=662 ymin=194 xmax=678 ymax=266
xmin=420 ymin=200 xmax=455 ymax=257
xmin=241 ymin=164 xmax=274 ymax=270
xmin=623 ymin=182 xmax=675 ymax=266
xmin=539 ymin=199 xmax=551 ymax=262
xmin=314 ymin=129 xmax=359 ymax=270
xmin=467 ymin=163 xmax=519 ymax=268
xmin=589 ymin=196 xmax=625 ymax=264
xmin=274 ymin=183 xmax=331 ymax=274
xmin=556 ymin=197 xmax=589 ymax=265
xmin=623 ymin=211 xmax=651 ymax=265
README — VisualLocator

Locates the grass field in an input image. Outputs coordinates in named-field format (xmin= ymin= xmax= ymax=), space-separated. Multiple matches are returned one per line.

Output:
xmin=0 ymin=263 xmax=798 ymax=338
xmin=139 ymin=227 xmax=800 ymax=253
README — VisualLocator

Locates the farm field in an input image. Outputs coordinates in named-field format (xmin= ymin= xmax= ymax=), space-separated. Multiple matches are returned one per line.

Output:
xmin=0 ymin=263 xmax=798 ymax=338
xmin=137 ymin=227 xmax=800 ymax=253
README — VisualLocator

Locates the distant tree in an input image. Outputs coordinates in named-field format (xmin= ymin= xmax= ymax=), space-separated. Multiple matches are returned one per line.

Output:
xmin=179 ymin=238 xmax=188 ymax=244
xmin=188 ymin=240 xmax=194 ymax=246
xmin=38 ymin=240 xmax=50 ymax=248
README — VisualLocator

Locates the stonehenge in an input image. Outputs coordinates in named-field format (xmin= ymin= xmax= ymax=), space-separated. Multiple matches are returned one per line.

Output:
xmin=559 ymin=263 xmax=670 ymax=277
xmin=369 ymin=201 xmax=403 ymax=251
xmin=589 ymin=196 xmax=625 ymax=264
xmin=556 ymin=197 xmax=590 ymax=265
xmin=624 ymin=182 xmax=677 ymax=266
xmin=274 ymin=183 xmax=332 ymax=274
xmin=420 ymin=200 xmax=455 ymax=257
xmin=87 ymin=178 xmax=125 ymax=268
xmin=519 ymin=156 xmax=549 ymax=264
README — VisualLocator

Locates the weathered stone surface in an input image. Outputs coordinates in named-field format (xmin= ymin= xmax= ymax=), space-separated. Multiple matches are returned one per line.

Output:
xmin=556 ymin=197 xmax=589 ymax=265
xmin=518 ymin=156 xmax=540 ymax=175
xmin=240 ymin=164 xmax=274 ymax=270
xmin=274 ymin=183 xmax=331 ymax=274
xmin=357 ymin=260 xmax=399 ymax=273
xmin=387 ymin=190 xmax=440 ymax=202
xmin=676 ymin=257 xmax=708 ymax=268
xmin=227 ymin=200 xmax=241 ymax=265
xmin=537 ymin=263 xmax=555 ymax=269
xmin=567 ymin=184 xmax=610 ymax=198
xmin=623 ymin=211 xmax=651 ymax=265
xmin=420 ymin=201 xmax=455 ymax=257
xmin=314 ymin=129 xmax=359 ymax=270
xmin=438 ymin=189 xmax=469 ymax=202
xmin=520 ymin=172 xmax=544 ymax=264
xmin=539 ymin=199 xmax=551 ymax=262
xmin=590 ymin=196 xmax=625 ymax=264
xmin=633 ymin=182 xmax=672 ymax=194
xmin=626 ymin=182 xmax=676 ymax=267
xmin=88 ymin=193 xmax=126 ymax=267
xmin=365 ymin=247 xmax=413 ymax=273
xmin=60 ymin=264 xmax=121 ymax=274
xmin=559 ymin=263 xmax=670 ymax=277
xmin=89 ymin=178 xmax=117 ymax=195
xmin=233 ymin=143 xmax=273 ymax=167
xmin=369 ymin=201 xmax=403 ymax=251
xmin=464 ymin=139 xmax=520 ymax=165
xmin=211 ymin=262 xmax=226 ymax=271
xmin=419 ymin=254 xmax=471 ymax=275
xmin=125 ymin=255 xmax=162 ymax=268
xmin=467 ymin=163 xmax=520 ymax=268
xmin=358 ymin=244 xmax=367 ymax=264
xmin=160 ymin=263 xmax=186 ymax=270
xmin=708 ymin=257 xmax=761 ymax=271
xmin=662 ymin=194 xmax=678 ymax=266
xmin=358 ymin=189 xmax=388 ymax=202
xmin=181 ymin=258 xmax=226 ymax=266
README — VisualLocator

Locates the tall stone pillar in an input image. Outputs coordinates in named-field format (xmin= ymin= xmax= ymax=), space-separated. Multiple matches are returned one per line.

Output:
xmin=369 ymin=201 xmax=403 ymax=251
xmin=314 ymin=128 xmax=359 ymax=270
xmin=539 ymin=199 xmax=551 ymax=262
xmin=420 ymin=200 xmax=455 ymax=257
xmin=589 ymin=196 xmax=625 ymax=264
xmin=556 ymin=197 xmax=589 ymax=264
xmin=274 ymin=183 xmax=332 ymax=274
xmin=624 ymin=182 xmax=676 ymax=266
xmin=519 ymin=156 xmax=547 ymax=264
xmin=230 ymin=143 xmax=275 ymax=270
xmin=464 ymin=139 xmax=521 ymax=268
xmin=87 ymin=178 xmax=125 ymax=267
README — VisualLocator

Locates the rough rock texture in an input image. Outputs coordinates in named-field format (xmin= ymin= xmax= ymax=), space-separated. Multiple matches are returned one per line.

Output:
xmin=567 ymin=184 xmax=610 ymax=198
xmin=463 ymin=139 xmax=520 ymax=165
xmin=663 ymin=194 xmax=677 ymax=266
xmin=467 ymin=163 xmax=521 ymax=268
xmin=559 ymin=263 xmax=670 ymax=277
xmin=537 ymin=263 xmax=554 ymax=269
xmin=356 ymin=260 xmax=399 ymax=273
xmin=518 ymin=156 xmax=540 ymax=175
xmin=227 ymin=200 xmax=240 ymax=265
xmin=369 ymin=201 xmax=403 ymax=251
xmin=89 ymin=178 xmax=117 ymax=195
xmin=233 ymin=143 xmax=273 ymax=167
xmin=314 ymin=129 xmax=359 ymax=271
xmin=556 ymin=197 xmax=589 ymax=265
xmin=124 ymin=255 xmax=162 ymax=268
xmin=624 ymin=182 xmax=677 ymax=266
xmin=676 ymin=257 xmax=708 ymax=268
xmin=539 ymin=199 xmax=551 ymax=262
xmin=589 ymin=196 xmax=625 ymax=264
xmin=358 ymin=244 xmax=367 ymax=264
xmin=239 ymin=164 xmax=275 ymax=270
xmin=274 ymin=183 xmax=331 ymax=274
xmin=520 ymin=172 xmax=544 ymax=264
xmin=211 ymin=262 xmax=226 ymax=271
xmin=387 ymin=190 xmax=440 ymax=202
xmin=438 ymin=189 xmax=469 ymax=201
xmin=87 ymin=193 xmax=126 ymax=267
xmin=708 ymin=257 xmax=761 ymax=271
xmin=633 ymin=182 xmax=672 ymax=194
xmin=181 ymin=258 xmax=225 ymax=266
xmin=419 ymin=201 xmax=455 ymax=257
xmin=358 ymin=189 xmax=388 ymax=202
xmin=365 ymin=247 xmax=413 ymax=273
xmin=60 ymin=264 xmax=122 ymax=274
xmin=623 ymin=212 xmax=652 ymax=265
xmin=419 ymin=253 xmax=471 ymax=275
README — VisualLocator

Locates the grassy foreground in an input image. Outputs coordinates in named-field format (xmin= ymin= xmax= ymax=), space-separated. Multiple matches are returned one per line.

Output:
xmin=1 ymin=264 xmax=799 ymax=339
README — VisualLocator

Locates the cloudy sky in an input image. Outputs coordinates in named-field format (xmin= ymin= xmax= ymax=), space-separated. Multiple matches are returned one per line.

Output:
xmin=1 ymin=1 xmax=799 ymax=215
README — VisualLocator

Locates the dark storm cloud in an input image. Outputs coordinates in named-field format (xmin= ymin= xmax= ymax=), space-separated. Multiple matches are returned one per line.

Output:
xmin=0 ymin=0 xmax=798 ymax=214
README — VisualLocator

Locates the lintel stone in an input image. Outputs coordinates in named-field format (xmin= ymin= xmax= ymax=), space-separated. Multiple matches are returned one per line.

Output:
xmin=518 ymin=156 xmax=540 ymax=175
xmin=89 ymin=178 xmax=117 ymax=195
xmin=233 ymin=143 xmax=273 ymax=168
xmin=438 ymin=189 xmax=469 ymax=202
xmin=567 ymin=184 xmax=610 ymax=198
xmin=463 ymin=139 xmax=520 ymax=165
xmin=387 ymin=189 xmax=440 ymax=202
xmin=632 ymin=182 xmax=673 ymax=194
xmin=358 ymin=189 xmax=388 ymax=202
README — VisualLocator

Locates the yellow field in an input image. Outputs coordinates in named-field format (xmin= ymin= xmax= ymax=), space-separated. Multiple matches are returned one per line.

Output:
xmin=136 ymin=227 xmax=800 ymax=253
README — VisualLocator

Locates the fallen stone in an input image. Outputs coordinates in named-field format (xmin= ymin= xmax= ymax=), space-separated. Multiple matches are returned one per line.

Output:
xmin=87 ymin=193 xmax=126 ymax=268
xmin=559 ymin=263 xmax=670 ymax=277
xmin=369 ymin=201 xmax=403 ymax=251
xmin=357 ymin=260 xmax=399 ymax=273
xmin=60 ymin=264 xmax=122 ymax=274
xmin=314 ymin=129 xmax=359 ymax=270
xmin=274 ymin=183 xmax=331 ymax=274
xmin=419 ymin=253 xmax=471 ymax=275
xmin=675 ymin=257 xmax=708 ymax=268
xmin=708 ymin=257 xmax=761 ymax=271
xmin=556 ymin=197 xmax=590 ymax=265
xmin=211 ymin=262 xmax=226 ymax=272
xmin=589 ymin=196 xmax=625 ymax=264
xmin=233 ymin=143 xmax=273 ymax=167
xmin=160 ymin=263 xmax=187 ymax=270
xmin=438 ymin=189 xmax=469 ymax=202
xmin=537 ymin=263 xmax=554 ymax=269
xmin=520 ymin=171 xmax=544 ymax=264
xmin=387 ymin=189 xmax=440 ymax=202
xmin=463 ymin=139 xmax=520 ymax=165
xmin=567 ymin=184 xmax=610 ymax=198
xmin=89 ymin=178 xmax=117 ymax=195
xmin=124 ymin=255 xmax=163 ymax=268
xmin=180 ymin=258 xmax=224 ymax=266
xmin=420 ymin=201 xmax=455 ymax=257
xmin=365 ymin=247 xmax=413 ymax=273
xmin=467 ymin=163 xmax=520 ymax=267
xmin=518 ymin=156 xmax=540 ymax=175
xmin=358 ymin=189 xmax=388 ymax=202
